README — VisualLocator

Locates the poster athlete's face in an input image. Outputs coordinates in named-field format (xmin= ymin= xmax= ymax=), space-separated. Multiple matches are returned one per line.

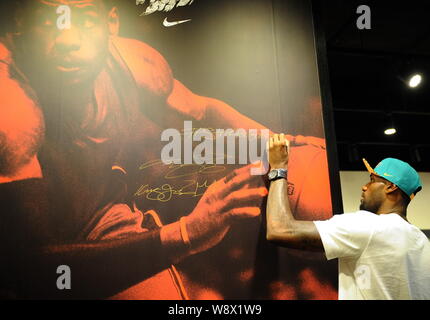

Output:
xmin=19 ymin=0 xmax=116 ymax=85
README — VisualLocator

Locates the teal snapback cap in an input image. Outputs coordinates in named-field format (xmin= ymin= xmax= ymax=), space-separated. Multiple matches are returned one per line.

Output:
xmin=363 ymin=158 xmax=423 ymax=200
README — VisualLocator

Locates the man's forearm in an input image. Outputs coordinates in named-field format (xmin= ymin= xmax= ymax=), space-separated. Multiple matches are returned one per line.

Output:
xmin=266 ymin=178 xmax=324 ymax=251
xmin=266 ymin=179 xmax=296 ymax=241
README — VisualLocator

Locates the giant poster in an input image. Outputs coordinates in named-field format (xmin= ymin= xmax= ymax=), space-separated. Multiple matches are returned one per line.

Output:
xmin=0 ymin=0 xmax=338 ymax=299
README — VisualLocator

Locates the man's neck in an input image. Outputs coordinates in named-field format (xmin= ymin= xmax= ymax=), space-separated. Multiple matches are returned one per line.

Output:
xmin=377 ymin=205 xmax=408 ymax=222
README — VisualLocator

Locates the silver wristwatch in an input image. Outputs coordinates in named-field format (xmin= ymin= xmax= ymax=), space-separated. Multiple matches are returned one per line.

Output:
xmin=268 ymin=168 xmax=288 ymax=181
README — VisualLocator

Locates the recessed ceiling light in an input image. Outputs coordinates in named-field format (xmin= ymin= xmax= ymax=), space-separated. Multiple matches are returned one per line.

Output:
xmin=384 ymin=128 xmax=397 ymax=135
xmin=408 ymin=74 xmax=422 ymax=88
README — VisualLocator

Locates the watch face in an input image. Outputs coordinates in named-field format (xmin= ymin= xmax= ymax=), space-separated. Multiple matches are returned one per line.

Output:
xmin=268 ymin=170 xmax=277 ymax=180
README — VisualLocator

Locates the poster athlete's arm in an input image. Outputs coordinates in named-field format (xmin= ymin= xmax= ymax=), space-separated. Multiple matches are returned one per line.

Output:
xmin=266 ymin=134 xmax=324 ymax=251
xmin=115 ymin=37 xmax=332 ymax=149
xmin=167 ymin=79 xmax=269 ymax=131
xmin=112 ymin=37 xmax=268 ymax=131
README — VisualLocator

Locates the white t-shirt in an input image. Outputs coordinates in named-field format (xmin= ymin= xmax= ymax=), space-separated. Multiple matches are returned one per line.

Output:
xmin=314 ymin=210 xmax=430 ymax=300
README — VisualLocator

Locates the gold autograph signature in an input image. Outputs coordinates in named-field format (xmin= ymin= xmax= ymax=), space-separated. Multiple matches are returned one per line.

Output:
xmin=135 ymin=159 xmax=229 ymax=202
xmin=134 ymin=180 xmax=214 ymax=202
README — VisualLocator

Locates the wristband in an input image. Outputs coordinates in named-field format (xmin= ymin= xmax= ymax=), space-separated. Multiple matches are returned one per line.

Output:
xmin=268 ymin=168 xmax=288 ymax=181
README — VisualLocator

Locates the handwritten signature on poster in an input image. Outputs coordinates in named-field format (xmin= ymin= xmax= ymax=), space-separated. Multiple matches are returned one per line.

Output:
xmin=135 ymin=159 xmax=225 ymax=202
xmin=134 ymin=180 xmax=213 ymax=202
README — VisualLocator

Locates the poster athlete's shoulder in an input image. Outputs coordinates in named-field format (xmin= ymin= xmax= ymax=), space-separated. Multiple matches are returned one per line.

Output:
xmin=289 ymin=141 xmax=328 ymax=172
xmin=110 ymin=36 xmax=174 ymax=97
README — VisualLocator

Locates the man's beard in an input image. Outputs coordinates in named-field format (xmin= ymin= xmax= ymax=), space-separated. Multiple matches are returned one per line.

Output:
xmin=359 ymin=200 xmax=378 ymax=213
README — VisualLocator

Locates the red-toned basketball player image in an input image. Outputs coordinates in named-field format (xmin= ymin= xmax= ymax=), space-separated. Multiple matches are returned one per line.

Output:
xmin=0 ymin=0 xmax=336 ymax=299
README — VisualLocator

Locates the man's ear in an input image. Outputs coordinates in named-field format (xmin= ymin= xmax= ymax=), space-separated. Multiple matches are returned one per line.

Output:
xmin=108 ymin=7 xmax=119 ymax=36
xmin=385 ymin=182 xmax=399 ymax=195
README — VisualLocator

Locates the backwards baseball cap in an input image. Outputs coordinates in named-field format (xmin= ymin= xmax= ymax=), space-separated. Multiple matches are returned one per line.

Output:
xmin=362 ymin=158 xmax=422 ymax=200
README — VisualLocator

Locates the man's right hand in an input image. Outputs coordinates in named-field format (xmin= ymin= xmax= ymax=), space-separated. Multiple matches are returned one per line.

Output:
xmin=183 ymin=164 xmax=268 ymax=255
xmin=268 ymin=133 xmax=290 ymax=170
xmin=0 ymin=46 xmax=44 ymax=183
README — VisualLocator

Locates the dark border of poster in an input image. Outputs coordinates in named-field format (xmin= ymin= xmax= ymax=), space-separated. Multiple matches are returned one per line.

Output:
xmin=311 ymin=0 xmax=344 ymax=215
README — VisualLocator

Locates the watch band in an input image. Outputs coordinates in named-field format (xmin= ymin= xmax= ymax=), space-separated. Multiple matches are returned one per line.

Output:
xmin=268 ymin=168 xmax=288 ymax=181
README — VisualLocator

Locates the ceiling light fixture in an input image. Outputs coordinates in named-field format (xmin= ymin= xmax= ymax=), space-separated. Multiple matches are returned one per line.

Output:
xmin=383 ymin=112 xmax=397 ymax=136
xmin=408 ymin=73 xmax=422 ymax=88
xmin=384 ymin=128 xmax=397 ymax=135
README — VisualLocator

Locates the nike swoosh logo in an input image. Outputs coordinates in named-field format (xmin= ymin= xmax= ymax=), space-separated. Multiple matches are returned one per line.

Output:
xmin=163 ymin=17 xmax=192 ymax=27
xmin=383 ymin=173 xmax=394 ymax=177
